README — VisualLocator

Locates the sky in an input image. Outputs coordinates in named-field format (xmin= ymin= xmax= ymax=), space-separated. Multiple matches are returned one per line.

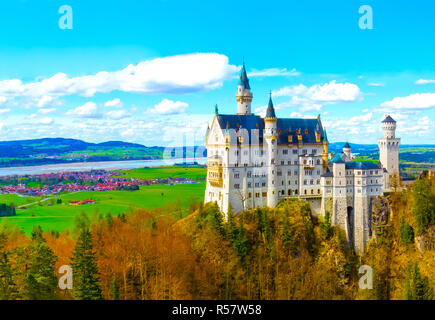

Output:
xmin=0 ymin=0 xmax=434 ymax=146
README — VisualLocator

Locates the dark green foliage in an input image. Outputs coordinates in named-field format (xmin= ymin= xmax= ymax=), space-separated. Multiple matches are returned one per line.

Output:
xmin=405 ymin=263 xmax=433 ymax=300
xmin=320 ymin=211 xmax=333 ymax=240
xmin=399 ymin=218 xmax=414 ymax=245
xmin=71 ymin=227 xmax=103 ymax=300
xmin=281 ymin=211 xmax=295 ymax=252
xmin=110 ymin=277 xmax=120 ymax=300
xmin=233 ymin=223 xmax=249 ymax=262
xmin=23 ymin=230 xmax=58 ymax=300
xmin=0 ymin=204 xmax=15 ymax=217
xmin=412 ymin=178 xmax=435 ymax=235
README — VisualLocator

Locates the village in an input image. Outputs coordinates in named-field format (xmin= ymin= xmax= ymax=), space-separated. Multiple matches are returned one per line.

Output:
xmin=0 ymin=169 xmax=199 ymax=197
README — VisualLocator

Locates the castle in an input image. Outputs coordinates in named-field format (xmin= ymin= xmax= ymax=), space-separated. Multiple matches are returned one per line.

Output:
xmin=204 ymin=63 xmax=400 ymax=253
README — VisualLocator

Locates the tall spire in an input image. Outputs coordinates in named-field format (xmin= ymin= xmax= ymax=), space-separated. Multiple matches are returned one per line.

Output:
xmin=265 ymin=91 xmax=276 ymax=118
xmin=239 ymin=61 xmax=250 ymax=90
xmin=215 ymin=104 xmax=218 ymax=115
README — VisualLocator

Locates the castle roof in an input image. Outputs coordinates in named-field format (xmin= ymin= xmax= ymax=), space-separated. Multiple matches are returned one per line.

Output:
xmin=344 ymin=161 xmax=379 ymax=170
xmin=382 ymin=115 xmax=396 ymax=123
xmin=265 ymin=94 xmax=276 ymax=118
xmin=238 ymin=63 xmax=250 ymax=90
xmin=216 ymin=114 xmax=326 ymax=145
xmin=343 ymin=142 xmax=351 ymax=149
xmin=330 ymin=152 xmax=346 ymax=163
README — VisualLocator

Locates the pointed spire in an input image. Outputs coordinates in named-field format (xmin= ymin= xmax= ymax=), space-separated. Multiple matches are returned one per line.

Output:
xmin=323 ymin=128 xmax=328 ymax=142
xmin=215 ymin=104 xmax=218 ymax=114
xmin=239 ymin=60 xmax=250 ymax=90
xmin=266 ymin=91 xmax=276 ymax=118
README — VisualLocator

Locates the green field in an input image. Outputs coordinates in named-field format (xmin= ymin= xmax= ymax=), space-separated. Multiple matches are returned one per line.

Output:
xmin=0 ymin=166 xmax=207 ymax=235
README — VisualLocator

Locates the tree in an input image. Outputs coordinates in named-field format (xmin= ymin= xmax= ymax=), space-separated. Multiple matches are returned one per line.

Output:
xmin=23 ymin=227 xmax=58 ymax=300
xmin=0 ymin=233 xmax=18 ymax=300
xmin=110 ymin=276 xmax=120 ymax=300
xmin=399 ymin=218 xmax=414 ymax=245
xmin=320 ymin=211 xmax=333 ymax=240
xmin=71 ymin=227 xmax=103 ymax=300
xmin=412 ymin=177 xmax=435 ymax=235
xmin=405 ymin=263 xmax=433 ymax=300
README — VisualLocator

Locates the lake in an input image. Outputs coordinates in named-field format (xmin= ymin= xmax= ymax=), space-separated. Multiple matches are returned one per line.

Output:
xmin=0 ymin=158 xmax=207 ymax=177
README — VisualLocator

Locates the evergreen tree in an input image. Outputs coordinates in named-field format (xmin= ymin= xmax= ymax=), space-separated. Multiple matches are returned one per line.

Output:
xmin=405 ymin=263 xmax=433 ymax=300
xmin=399 ymin=218 xmax=414 ymax=245
xmin=110 ymin=276 xmax=120 ymax=300
xmin=233 ymin=223 xmax=249 ymax=263
xmin=23 ymin=228 xmax=58 ymax=300
xmin=225 ymin=203 xmax=237 ymax=240
xmin=320 ymin=211 xmax=333 ymax=240
xmin=71 ymin=227 xmax=103 ymax=300
xmin=0 ymin=233 xmax=18 ymax=300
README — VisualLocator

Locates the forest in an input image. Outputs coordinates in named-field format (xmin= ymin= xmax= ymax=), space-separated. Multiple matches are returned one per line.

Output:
xmin=0 ymin=172 xmax=433 ymax=300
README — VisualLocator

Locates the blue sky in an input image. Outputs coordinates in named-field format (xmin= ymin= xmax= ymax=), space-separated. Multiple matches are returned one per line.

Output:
xmin=0 ymin=0 xmax=434 ymax=146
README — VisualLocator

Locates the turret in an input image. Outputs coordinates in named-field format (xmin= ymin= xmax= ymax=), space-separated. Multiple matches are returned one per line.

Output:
xmin=378 ymin=114 xmax=400 ymax=189
xmin=236 ymin=61 xmax=253 ymax=115
xmin=381 ymin=115 xmax=396 ymax=139
xmin=264 ymin=93 xmax=278 ymax=208
xmin=343 ymin=142 xmax=351 ymax=161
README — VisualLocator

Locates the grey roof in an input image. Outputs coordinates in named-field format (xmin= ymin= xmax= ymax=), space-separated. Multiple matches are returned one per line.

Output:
xmin=238 ymin=63 xmax=250 ymax=89
xmin=382 ymin=115 xmax=396 ymax=123
xmin=265 ymin=95 xmax=276 ymax=118
xmin=216 ymin=114 xmax=326 ymax=145
xmin=343 ymin=142 xmax=351 ymax=148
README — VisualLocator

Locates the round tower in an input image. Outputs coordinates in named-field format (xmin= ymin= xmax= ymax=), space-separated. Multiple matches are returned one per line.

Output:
xmin=343 ymin=142 xmax=351 ymax=161
xmin=264 ymin=93 xmax=278 ymax=208
xmin=378 ymin=114 xmax=401 ymax=188
xmin=236 ymin=62 xmax=253 ymax=115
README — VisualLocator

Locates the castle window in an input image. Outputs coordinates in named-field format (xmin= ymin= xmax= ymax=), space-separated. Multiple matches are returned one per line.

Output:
xmin=262 ymin=192 xmax=267 ymax=197
xmin=248 ymin=182 xmax=252 ymax=188
xmin=295 ymin=180 xmax=298 ymax=185
xmin=317 ymin=179 xmax=320 ymax=184
xmin=294 ymin=170 xmax=297 ymax=175
xmin=318 ymin=189 xmax=321 ymax=194
xmin=288 ymin=161 xmax=291 ymax=165
xmin=281 ymin=160 xmax=284 ymax=165
xmin=255 ymin=182 xmax=259 ymax=188
xmin=248 ymin=193 xmax=252 ymax=198
xmin=234 ymin=184 xmax=240 ymax=189
xmin=312 ymin=149 xmax=317 ymax=154
xmin=288 ymin=180 xmax=291 ymax=185
xmin=294 ymin=161 xmax=298 ymax=165
xmin=247 ymin=171 xmax=252 ymax=178
xmin=288 ymin=171 xmax=291 ymax=176
xmin=262 ymin=182 xmax=266 ymax=187
xmin=234 ymin=173 xmax=240 ymax=179
xmin=304 ymin=180 xmax=307 ymax=185
xmin=295 ymin=189 xmax=298 ymax=195
xmin=288 ymin=189 xmax=292 ymax=195
xmin=304 ymin=190 xmax=307 ymax=195
xmin=283 ymin=149 xmax=288 ymax=155
xmin=293 ymin=149 xmax=298 ymax=154
xmin=311 ymin=189 xmax=314 ymax=194
xmin=310 ymin=180 xmax=313 ymax=185
xmin=317 ymin=159 xmax=321 ymax=165
xmin=255 ymin=193 xmax=260 ymax=198
xmin=302 ymin=149 xmax=307 ymax=154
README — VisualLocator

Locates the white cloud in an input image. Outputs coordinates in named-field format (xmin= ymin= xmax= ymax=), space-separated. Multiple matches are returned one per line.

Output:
xmin=38 ymin=108 xmax=56 ymax=114
xmin=0 ymin=108 xmax=11 ymax=115
xmin=66 ymin=102 xmax=100 ymax=118
xmin=0 ymin=53 xmax=238 ymax=109
xmin=146 ymin=99 xmax=188 ymax=115
xmin=104 ymin=98 xmax=123 ymax=108
xmin=34 ymin=117 xmax=54 ymax=125
xmin=368 ymin=82 xmax=384 ymax=87
xmin=272 ymin=81 xmax=361 ymax=113
xmin=248 ymin=68 xmax=300 ymax=77
xmin=380 ymin=93 xmax=435 ymax=110
xmin=415 ymin=79 xmax=435 ymax=85
xmin=106 ymin=109 xmax=130 ymax=120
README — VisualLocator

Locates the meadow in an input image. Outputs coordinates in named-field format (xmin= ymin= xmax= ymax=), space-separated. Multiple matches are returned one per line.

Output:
xmin=0 ymin=166 xmax=207 ymax=235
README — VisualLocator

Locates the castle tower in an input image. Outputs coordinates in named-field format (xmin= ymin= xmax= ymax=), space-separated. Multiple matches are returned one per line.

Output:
xmin=264 ymin=93 xmax=278 ymax=207
xmin=378 ymin=115 xmax=400 ymax=187
xmin=343 ymin=142 xmax=351 ymax=161
xmin=236 ymin=62 xmax=253 ymax=115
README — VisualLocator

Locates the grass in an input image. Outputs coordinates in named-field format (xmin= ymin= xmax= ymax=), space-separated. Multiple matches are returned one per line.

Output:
xmin=115 ymin=166 xmax=207 ymax=180
xmin=0 ymin=165 xmax=207 ymax=235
